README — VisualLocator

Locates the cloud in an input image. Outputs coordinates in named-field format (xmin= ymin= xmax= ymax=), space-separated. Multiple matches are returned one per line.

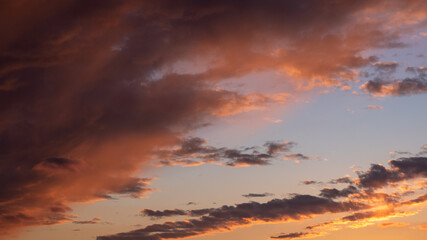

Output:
xmin=73 ymin=217 xmax=101 ymax=224
xmin=356 ymin=157 xmax=427 ymax=189
xmin=302 ymin=180 xmax=321 ymax=185
xmin=242 ymin=193 xmax=274 ymax=198
xmin=415 ymin=223 xmax=427 ymax=230
xmin=98 ymin=195 xmax=366 ymax=240
xmin=107 ymin=154 xmax=427 ymax=240
xmin=270 ymin=231 xmax=322 ymax=239
xmin=140 ymin=209 xmax=187 ymax=218
xmin=329 ymin=176 xmax=353 ymax=184
xmin=372 ymin=62 xmax=399 ymax=74
xmin=378 ymin=222 xmax=409 ymax=228
xmin=2 ymin=0 xmax=427 ymax=236
xmin=155 ymin=137 xmax=296 ymax=167
xmin=283 ymin=154 xmax=312 ymax=162
xmin=361 ymin=67 xmax=427 ymax=96
xmin=319 ymin=186 xmax=359 ymax=199
xmin=366 ymin=105 xmax=383 ymax=110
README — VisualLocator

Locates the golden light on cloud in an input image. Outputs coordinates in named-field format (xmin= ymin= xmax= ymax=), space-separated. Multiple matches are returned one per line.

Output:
xmin=1 ymin=1 xmax=427 ymax=240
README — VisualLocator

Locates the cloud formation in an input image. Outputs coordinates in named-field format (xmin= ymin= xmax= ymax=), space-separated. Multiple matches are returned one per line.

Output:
xmin=73 ymin=217 xmax=102 ymax=224
xmin=98 ymin=195 xmax=365 ymax=240
xmin=270 ymin=231 xmax=322 ymax=239
xmin=1 ymin=0 xmax=427 ymax=236
xmin=319 ymin=186 xmax=359 ymax=199
xmin=356 ymin=157 xmax=427 ymax=189
xmin=242 ymin=193 xmax=274 ymax=198
xmin=155 ymin=137 xmax=296 ymax=167
xmin=361 ymin=67 xmax=427 ymax=96
xmin=99 ymin=156 xmax=427 ymax=240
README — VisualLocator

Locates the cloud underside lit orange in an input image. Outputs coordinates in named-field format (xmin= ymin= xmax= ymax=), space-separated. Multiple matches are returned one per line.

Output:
xmin=98 ymin=157 xmax=427 ymax=240
xmin=1 ymin=0 xmax=427 ymax=238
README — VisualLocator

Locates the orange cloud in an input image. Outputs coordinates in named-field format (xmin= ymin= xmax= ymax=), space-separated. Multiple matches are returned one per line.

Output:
xmin=1 ymin=0 xmax=427 ymax=237
xmin=366 ymin=105 xmax=383 ymax=110
xmin=378 ymin=222 xmax=409 ymax=228
xmin=415 ymin=223 xmax=427 ymax=230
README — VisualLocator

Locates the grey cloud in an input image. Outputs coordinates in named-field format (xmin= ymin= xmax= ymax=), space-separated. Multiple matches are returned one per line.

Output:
xmin=319 ymin=185 xmax=359 ymax=199
xmin=156 ymin=137 xmax=296 ymax=167
xmin=141 ymin=209 xmax=187 ymax=218
xmin=361 ymin=67 xmax=427 ymax=96
xmin=98 ymin=195 xmax=366 ymax=240
xmin=357 ymin=157 xmax=427 ymax=189
xmin=242 ymin=193 xmax=274 ymax=198
xmin=301 ymin=180 xmax=321 ymax=185
xmin=329 ymin=176 xmax=353 ymax=184
xmin=271 ymin=231 xmax=320 ymax=239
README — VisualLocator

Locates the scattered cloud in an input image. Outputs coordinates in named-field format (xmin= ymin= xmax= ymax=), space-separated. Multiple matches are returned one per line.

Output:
xmin=361 ymin=67 xmax=427 ymax=96
xmin=242 ymin=193 xmax=274 ymax=198
xmin=319 ymin=186 xmax=359 ymax=199
xmin=140 ymin=209 xmax=187 ymax=219
xmin=2 ymin=0 xmax=427 ymax=236
xmin=155 ymin=137 xmax=297 ymax=167
xmin=302 ymin=180 xmax=321 ymax=185
xmin=355 ymin=157 xmax=427 ymax=189
xmin=270 ymin=231 xmax=322 ymax=239
xmin=414 ymin=223 xmax=427 ymax=230
xmin=366 ymin=105 xmax=383 ymax=110
xmin=99 ymin=156 xmax=427 ymax=240
xmin=98 ymin=195 xmax=366 ymax=240
xmin=73 ymin=217 xmax=101 ymax=225
xmin=378 ymin=222 xmax=409 ymax=228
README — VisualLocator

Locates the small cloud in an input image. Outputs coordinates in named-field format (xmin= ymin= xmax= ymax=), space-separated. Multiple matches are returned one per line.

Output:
xmin=389 ymin=151 xmax=411 ymax=156
xmin=341 ymin=85 xmax=351 ymax=91
xmin=242 ymin=193 xmax=274 ymax=198
xmin=378 ymin=222 xmax=409 ymax=228
xmin=366 ymin=105 xmax=383 ymax=110
xmin=264 ymin=117 xmax=283 ymax=123
xmin=301 ymin=180 xmax=320 ymax=185
xmin=72 ymin=217 xmax=101 ymax=224
xmin=320 ymin=90 xmax=329 ymax=94
xmin=414 ymin=223 xmax=427 ymax=230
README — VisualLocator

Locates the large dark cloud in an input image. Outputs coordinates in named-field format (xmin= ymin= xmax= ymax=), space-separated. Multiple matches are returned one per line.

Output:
xmin=1 ymin=0 xmax=427 ymax=236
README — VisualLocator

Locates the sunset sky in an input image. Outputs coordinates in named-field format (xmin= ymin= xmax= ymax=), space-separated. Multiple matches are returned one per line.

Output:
xmin=1 ymin=1 xmax=427 ymax=240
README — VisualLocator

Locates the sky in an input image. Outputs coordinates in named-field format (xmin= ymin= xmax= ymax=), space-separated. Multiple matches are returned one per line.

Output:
xmin=0 ymin=1 xmax=426 ymax=240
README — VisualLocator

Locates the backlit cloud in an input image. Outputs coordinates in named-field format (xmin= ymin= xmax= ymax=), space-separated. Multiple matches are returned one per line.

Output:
xmin=98 ymin=156 xmax=427 ymax=240
xmin=2 ymin=0 xmax=427 ymax=237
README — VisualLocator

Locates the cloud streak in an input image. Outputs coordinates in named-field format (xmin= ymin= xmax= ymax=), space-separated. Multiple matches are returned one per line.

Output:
xmin=155 ymin=137 xmax=296 ymax=167
xmin=98 ymin=195 xmax=366 ymax=240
